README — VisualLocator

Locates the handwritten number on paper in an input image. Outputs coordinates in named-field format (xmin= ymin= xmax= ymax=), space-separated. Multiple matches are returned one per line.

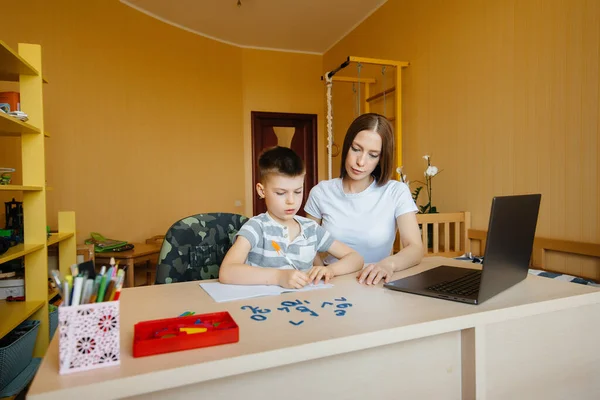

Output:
xmin=296 ymin=306 xmax=319 ymax=317
xmin=241 ymin=305 xmax=259 ymax=313
xmin=244 ymin=297 xmax=351 ymax=322
xmin=241 ymin=305 xmax=271 ymax=314
xmin=281 ymin=299 xmax=303 ymax=307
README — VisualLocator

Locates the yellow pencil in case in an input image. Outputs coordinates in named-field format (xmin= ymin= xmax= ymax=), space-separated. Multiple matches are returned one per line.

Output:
xmin=111 ymin=270 xmax=126 ymax=301
xmin=271 ymin=241 xmax=299 ymax=270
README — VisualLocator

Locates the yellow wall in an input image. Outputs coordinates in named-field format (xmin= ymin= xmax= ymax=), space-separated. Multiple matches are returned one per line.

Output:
xmin=6 ymin=0 xmax=595 ymax=276
xmin=325 ymin=0 xmax=599 ymax=276
xmin=0 ymin=0 xmax=324 ymax=243
xmin=241 ymin=49 xmax=325 ymax=217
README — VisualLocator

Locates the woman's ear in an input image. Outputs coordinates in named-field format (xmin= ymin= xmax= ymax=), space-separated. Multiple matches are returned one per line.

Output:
xmin=256 ymin=183 xmax=265 ymax=199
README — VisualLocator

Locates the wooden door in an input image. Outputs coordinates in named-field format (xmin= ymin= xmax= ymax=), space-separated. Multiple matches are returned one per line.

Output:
xmin=251 ymin=111 xmax=318 ymax=217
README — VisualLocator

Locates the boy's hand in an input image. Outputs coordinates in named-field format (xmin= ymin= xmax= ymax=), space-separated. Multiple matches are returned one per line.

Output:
xmin=278 ymin=269 xmax=309 ymax=289
xmin=307 ymin=266 xmax=334 ymax=284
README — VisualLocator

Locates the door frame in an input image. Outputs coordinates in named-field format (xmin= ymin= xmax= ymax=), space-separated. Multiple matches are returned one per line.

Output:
xmin=250 ymin=111 xmax=318 ymax=216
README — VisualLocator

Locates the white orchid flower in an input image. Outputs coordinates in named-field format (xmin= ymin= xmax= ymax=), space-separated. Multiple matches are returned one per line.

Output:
xmin=425 ymin=166 xmax=438 ymax=176
xmin=396 ymin=166 xmax=403 ymax=174
xmin=422 ymin=155 xmax=430 ymax=160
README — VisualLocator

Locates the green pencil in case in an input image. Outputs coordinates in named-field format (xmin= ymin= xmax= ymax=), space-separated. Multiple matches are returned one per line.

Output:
xmin=89 ymin=275 xmax=102 ymax=303
xmin=96 ymin=275 xmax=109 ymax=302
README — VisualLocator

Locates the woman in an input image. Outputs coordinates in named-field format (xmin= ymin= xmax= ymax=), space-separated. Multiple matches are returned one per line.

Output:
xmin=305 ymin=113 xmax=423 ymax=285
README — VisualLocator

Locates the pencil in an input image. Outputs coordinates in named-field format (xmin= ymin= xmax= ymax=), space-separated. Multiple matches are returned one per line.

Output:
xmin=271 ymin=241 xmax=299 ymax=270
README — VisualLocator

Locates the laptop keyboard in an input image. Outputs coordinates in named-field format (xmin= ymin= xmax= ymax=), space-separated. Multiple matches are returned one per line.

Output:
xmin=427 ymin=270 xmax=482 ymax=297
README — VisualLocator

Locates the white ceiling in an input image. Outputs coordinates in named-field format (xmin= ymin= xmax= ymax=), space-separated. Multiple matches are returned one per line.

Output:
xmin=121 ymin=0 xmax=388 ymax=54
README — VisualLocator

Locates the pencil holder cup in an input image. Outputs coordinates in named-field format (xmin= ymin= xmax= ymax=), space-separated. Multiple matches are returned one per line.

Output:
xmin=58 ymin=301 xmax=120 ymax=375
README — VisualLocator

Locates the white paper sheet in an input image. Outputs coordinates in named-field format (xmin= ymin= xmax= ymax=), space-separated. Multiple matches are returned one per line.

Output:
xmin=199 ymin=281 xmax=334 ymax=303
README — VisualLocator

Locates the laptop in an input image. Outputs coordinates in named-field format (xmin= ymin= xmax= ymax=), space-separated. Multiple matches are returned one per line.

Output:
xmin=384 ymin=194 xmax=541 ymax=305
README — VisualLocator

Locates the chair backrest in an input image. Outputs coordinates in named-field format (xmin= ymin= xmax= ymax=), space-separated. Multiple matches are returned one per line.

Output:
xmin=145 ymin=235 xmax=164 ymax=246
xmin=76 ymin=244 xmax=95 ymax=264
xmin=413 ymin=212 xmax=471 ymax=257
xmin=155 ymin=213 xmax=248 ymax=284
xmin=469 ymin=228 xmax=600 ymax=279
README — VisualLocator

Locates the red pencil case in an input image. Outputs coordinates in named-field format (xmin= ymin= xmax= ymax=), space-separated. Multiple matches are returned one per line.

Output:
xmin=133 ymin=311 xmax=239 ymax=357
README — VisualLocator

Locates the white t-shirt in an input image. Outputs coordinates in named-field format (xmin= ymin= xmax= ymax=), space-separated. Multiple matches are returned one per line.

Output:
xmin=304 ymin=178 xmax=418 ymax=264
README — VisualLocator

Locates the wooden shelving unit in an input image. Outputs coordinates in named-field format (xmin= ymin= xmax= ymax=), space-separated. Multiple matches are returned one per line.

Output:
xmin=0 ymin=184 xmax=44 ymax=191
xmin=0 ymin=300 xmax=44 ymax=338
xmin=0 ymin=39 xmax=38 ymax=81
xmin=47 ymin=232 xmax=74 ymax=247
xmin=0 ymin=243 xmax=45 ymax=264
xmin=0 ymin=111 xmax=41 ymax=136
xmin=0 ymin=40 xmax=77 ymax=359
xmin=47 ymin=288 xmax=59 ymax=301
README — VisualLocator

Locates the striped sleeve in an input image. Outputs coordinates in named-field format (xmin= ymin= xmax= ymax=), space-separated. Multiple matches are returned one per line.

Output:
xmin=235 ymin=217 xmax=262 ymax=248
xmin=314 ymin=224 xmax=335 ymax=252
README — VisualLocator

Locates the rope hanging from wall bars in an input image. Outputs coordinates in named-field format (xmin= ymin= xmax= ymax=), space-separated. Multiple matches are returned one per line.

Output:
xmin=356 ymin=62 xmax=362 ymax=115
xmin=382 ymin=66 xmax=387 ymax=118
xmin=324 ymin=72 xmax=335 ymax=179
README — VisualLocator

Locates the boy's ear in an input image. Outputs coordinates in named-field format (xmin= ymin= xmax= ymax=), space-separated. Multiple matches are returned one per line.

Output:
xmin=256 ymin=182 xmax=265 ymax=199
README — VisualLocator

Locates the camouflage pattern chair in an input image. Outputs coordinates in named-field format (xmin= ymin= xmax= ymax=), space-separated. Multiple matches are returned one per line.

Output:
xmin=155 ymin=213 xmax=248 ymax=284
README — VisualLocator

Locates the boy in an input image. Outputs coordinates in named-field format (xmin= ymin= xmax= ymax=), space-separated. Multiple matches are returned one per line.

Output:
xmin=219 ymin=146 xmax=363 ymax=289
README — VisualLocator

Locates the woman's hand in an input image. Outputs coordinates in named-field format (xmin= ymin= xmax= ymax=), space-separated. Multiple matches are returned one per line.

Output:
xmin=307 ymin=266 xmax=334 ymax=284
xmin=356 ymin=263 xmax=394 ymax=285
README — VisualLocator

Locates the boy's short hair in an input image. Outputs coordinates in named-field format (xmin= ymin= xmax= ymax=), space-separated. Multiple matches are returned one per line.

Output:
xmin=258 ymin=146 xmax=305 ymax=182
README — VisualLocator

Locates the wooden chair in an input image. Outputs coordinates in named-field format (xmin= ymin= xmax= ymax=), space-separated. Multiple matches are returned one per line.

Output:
xmin=145 ymin=235 xmax=165 ymax=246
xmin=137 ymin=236 xmax=165 ymax=285
xmin=414 ymin=212 xmax=471 ymax=257
xmin=469 ymin=229 xmax=600 ymax=281
xmin=76 ymin=243 xmax=95 ymax=263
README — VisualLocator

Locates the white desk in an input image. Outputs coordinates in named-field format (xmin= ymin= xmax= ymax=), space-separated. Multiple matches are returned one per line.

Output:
xmin=28 ymin=257 xmax=600 ymax=399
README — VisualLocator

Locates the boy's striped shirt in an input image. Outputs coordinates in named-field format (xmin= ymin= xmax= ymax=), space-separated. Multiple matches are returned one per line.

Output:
xmin=235 ymin=212 xmax=334 ymax=271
